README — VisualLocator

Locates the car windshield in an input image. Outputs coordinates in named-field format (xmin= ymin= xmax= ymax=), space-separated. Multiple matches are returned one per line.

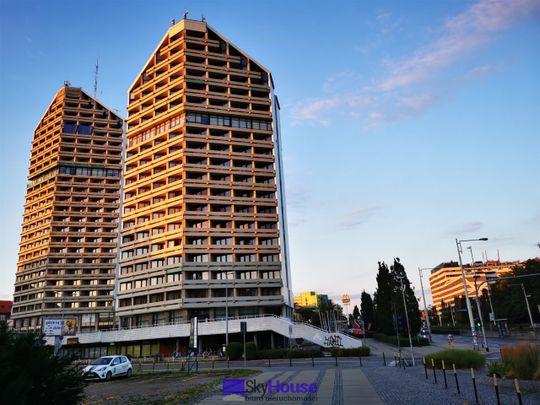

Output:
xmin=92 ymin=357 xmax=113 ymax=365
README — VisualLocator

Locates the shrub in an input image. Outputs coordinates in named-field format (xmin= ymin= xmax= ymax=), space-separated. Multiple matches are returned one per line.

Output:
xmin=245 ymin=342 xmax=257 ymax=360
xmin=287 ymin=349 xmax=323 ymax=358
xmin=424 ymin=349 xmax=485 ymax=369
xmin=372 ymin=332 xmax=429 ymax=347
xmin=255 ymin=349 xmax=287 ymax=359
xmin=226 ymin=342 xmax=243 ymax=360
xmin=430 ymin=326 xmax=462 ymax=335
xmin=487 ymin=361 xmax=506 ymax=378
xmin=0 ymin=322 xmax=85 ymax=405
xmin=501 ymin=343 xmax=540 ymax=380
xmin=330 ymin=347 xmax=370 ymax=357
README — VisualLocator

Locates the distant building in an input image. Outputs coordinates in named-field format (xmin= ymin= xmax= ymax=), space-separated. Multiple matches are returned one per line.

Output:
xmin=294 ymin=291 xmax=328 ymax=309
xmin=0 ymin=300 xmax=12 ymax=322
xmin=429 ymin=260 xmax=514 ymax=312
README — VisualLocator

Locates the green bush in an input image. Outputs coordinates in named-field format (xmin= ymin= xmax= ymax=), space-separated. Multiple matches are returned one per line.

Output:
xmin=255 ymin=349 xmax=287 ymax=359
xmin=330 ymin=347 xmax=370 ymax=357
xmin=372 ymin=332 xmax=429 ymax=347
xmin=487 ymin=361 xmax=506 ymax=377
xmin=287 ymin=349 xmax=324 ymax=358
xmin=501 ymin=343 xmax=540 ymax=380
xmin=226 ymin=342 xmax=243 ymax=360
xmin=424 ymin=349 xmax=485 ymax=369
xmin=0 ymin=322 xmax=85 ymax=405
xmin=245 ymin=342 xmax=257 ymax=360
xmin=431 ymin=326 xmax=462 ymax=335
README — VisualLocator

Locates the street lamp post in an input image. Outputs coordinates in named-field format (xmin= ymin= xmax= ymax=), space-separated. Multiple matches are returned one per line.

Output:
xmin=418 ymin=267 xmax=433 ymax=341
xmin=455 ymin=237 xmax=488 ymax=351
xmin=472 ymin=274 xmax=489 ymax=352
xmin=397 ymin=275 xmax=415 ymax=366
xmin=509 ymin=283 xmax=535 ymax=330
xmin=224 ymin=270 xmax=235 ymax=353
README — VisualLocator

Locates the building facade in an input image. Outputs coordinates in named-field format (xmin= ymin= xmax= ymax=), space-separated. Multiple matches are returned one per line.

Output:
xmin=294 ymin=291 xmax=329 ymax=309
xmin=116 ymin=19 xmax=293 ymax=328
xmin=429 ymin=261 xmax=514 ymax=312
xmin=12 ymin=85 xmax=123 ymax=332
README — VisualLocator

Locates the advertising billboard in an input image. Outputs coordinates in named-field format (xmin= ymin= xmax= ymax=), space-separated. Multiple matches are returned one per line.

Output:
xmin=43 ymin=318 xmax=78 ymax=336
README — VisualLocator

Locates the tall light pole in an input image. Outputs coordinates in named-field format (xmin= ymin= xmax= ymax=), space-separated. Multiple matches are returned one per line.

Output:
xmin=472 ymin=274 xmax=489 ymax=351
xmin=418 ymin=267 xmax=433 ymax=341
xmin=224 ymin=270 xmax=235 ymax=352
xmin=455 ymin=237 xmax=488 ymax=351
xmin=509 ymin=283 xmax=535 ymax=329
xmin=397 ymin=275 xmax=415 ymax=366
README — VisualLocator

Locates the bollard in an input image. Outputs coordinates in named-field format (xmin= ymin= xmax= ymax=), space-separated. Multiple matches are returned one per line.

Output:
xmin=359 ymin=356 xmax=363 ymax=367
xmin=196 ymin=358 xmax=199 ymax=372
xmin=382 ymin=352 xmax=386 ymax=366
xmin=431 ymin=358 xmax=437 ymax=384
xmin=289 ymin=357 xmax=292 ymax=368
xmin=335 ymin=356 xmax=338 ymax=367
xmin=471 ymin=368 xmax=479 ymax=404
xmin=394 ymin=352 xmax=398 ymax=367
xmin=453 ymin=364 xmax=460 ymax=395
xmin=227 ymin=359 xmax=230 ymax=369
xmin=442 ymin=360 xmax=448 ymax=389
xmin=514 ymin=379 xmax=523 ymax=405
xmin=167 ymin=361 xmax=170 ymax=371
xmin=152 ymin=359 xmax=156 ymax=372
xmin=139 ymin=360 xmax=142 ymax=372
xmin=493 ymin=374 xmax=500 ymax=405
xmin=312 ymin=357 xmax=314 ymax=367
xmin=398 ymin=352 xmax=402 ymax=368
xmin=212 ymin=360 xmax=215 ymax=369
xmin=268 ymin=358 xmax=271 ymax=368
xmin=423 ymin=357 xmax=428 ymax=380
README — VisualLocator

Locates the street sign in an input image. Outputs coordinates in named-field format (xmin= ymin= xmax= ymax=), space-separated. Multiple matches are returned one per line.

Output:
xmin=489 ymin=312 xmax=495 ymax=322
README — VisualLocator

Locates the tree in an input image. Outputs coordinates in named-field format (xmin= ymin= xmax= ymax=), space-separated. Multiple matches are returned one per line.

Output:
xmin=390 ymin=258 xmax=422 ymax=335
xmin=352 ymin=305 xmax=360 ymax=320
xmin=374 ymin=261 xmax=395 ymax=335
xmin=360 ymin=291 xmax=374 ymax=327
xmin=0 ymin=322 xmax=85 ymax=405
xmin=489 ymin=259 xmax=540 ymax=325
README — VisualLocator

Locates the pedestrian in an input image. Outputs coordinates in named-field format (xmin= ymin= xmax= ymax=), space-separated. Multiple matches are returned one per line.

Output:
xmin=447 ymin=333 xmax=454 ymax=347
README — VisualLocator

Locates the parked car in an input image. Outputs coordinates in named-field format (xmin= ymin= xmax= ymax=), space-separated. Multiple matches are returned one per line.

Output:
xmin=418 ymin=328 xmax=430 ymax=339
xmin=82 ymin=355 xmax=133 ymax=381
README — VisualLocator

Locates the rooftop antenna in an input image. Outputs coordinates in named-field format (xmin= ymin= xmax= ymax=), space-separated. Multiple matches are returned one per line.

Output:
xmin=93 ymin=59 xmax=99 ymax=100
xmin=64 ymin=80 xmax=71 ymax=87
xmin=497 ymin=249 xmax=501 ymax=262
xmin=183 ymin=10 xmax=189 ymax=19
xmin=201 ymin=14 xmax=206 ymax=22
xmin=171 ymin=18 xmax=176 ymax=26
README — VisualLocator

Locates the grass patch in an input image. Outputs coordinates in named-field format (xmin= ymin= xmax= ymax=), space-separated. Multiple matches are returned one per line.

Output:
xmin=424 ymin=349 xmax=485 ymax=369
xmin=330 ymin=347 xmax=370 ymax=357
xmin=501 ymin=343 xmax=540 ymax=380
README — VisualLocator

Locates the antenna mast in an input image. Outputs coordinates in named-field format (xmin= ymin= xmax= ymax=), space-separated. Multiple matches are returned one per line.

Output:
xmin=94 ymin=59 xmax=99 ymax=100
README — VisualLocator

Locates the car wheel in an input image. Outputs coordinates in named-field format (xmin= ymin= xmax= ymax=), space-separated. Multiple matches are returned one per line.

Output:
xmin=105 ymin=371 xmax=112 ymax=381
xmin=126 ymin=368 xmax=132 ymax=378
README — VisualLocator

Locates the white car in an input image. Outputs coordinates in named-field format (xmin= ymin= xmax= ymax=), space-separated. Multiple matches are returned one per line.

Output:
xmin=82 ymin=355 xmax=133 ymax=381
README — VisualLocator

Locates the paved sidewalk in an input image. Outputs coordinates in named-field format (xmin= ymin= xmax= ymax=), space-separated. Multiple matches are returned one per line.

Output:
xmin=200 ymin=368 xmax=384 ymax=404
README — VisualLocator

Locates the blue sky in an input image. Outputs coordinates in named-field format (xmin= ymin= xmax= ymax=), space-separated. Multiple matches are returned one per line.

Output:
xmin=0 ymin=0 xmax=539 ymax=310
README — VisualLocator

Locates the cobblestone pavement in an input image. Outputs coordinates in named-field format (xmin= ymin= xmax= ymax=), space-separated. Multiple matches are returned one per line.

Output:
xmin=362 ymin=363 xmax=540 ymax=405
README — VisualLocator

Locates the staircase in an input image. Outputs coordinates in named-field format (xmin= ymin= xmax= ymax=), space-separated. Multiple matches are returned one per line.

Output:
xmin=57 ymin=315 xmax=363 ymax=349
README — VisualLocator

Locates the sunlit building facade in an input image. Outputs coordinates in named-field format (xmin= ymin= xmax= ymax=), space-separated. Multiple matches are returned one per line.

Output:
xmin=429 ymin=261 xmax=514 ymax=312
xmin=116 ymin=19 xmax=293 ymax=327
xmin=12 ymin=85 xmax=123 ymax=332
